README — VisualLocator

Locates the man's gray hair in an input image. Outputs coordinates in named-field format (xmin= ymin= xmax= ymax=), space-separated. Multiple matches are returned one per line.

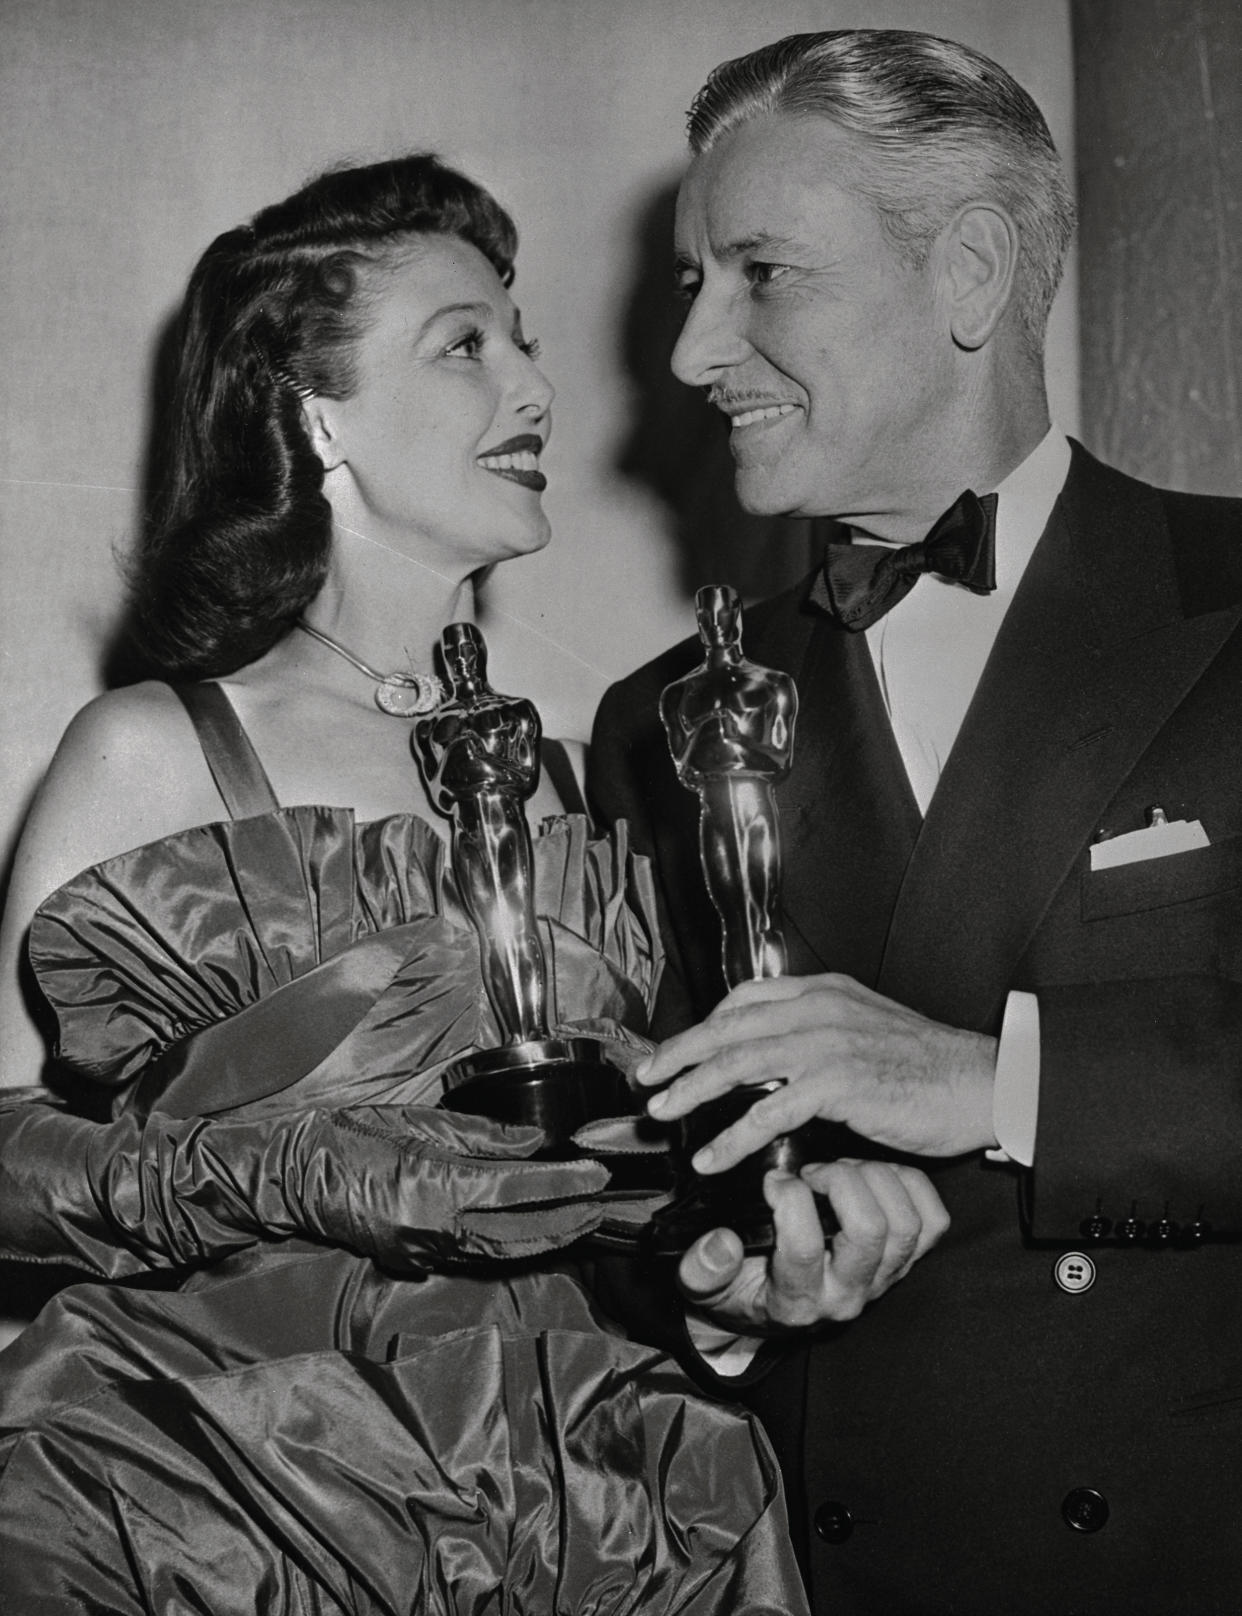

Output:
xmin=687 ymin=30 xmax=1076 ymax=352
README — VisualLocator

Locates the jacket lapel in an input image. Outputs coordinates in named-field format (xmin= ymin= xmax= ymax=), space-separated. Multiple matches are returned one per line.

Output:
xmin=876 ymin=444 xmax=1242 ymax=1030
xmin=747 ymin=588 xmax=922 ymax=981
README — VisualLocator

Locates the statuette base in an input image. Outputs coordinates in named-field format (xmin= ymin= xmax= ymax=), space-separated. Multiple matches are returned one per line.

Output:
xmin=441 ymin=1036 xmax=636 ymax=1150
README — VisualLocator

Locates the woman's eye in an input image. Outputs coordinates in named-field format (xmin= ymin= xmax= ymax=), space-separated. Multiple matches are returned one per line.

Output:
xmin=445 ymin=329 xmax=485 ymax=359
xmin=517 ymin=336 xmax=541 ymax=360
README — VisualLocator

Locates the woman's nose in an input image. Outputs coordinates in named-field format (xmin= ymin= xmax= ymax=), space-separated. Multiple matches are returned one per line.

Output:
xmin=670 ymin=291 xmax=750 ymax=388
xmin=518 ymin=353 xmax=555 ymax=417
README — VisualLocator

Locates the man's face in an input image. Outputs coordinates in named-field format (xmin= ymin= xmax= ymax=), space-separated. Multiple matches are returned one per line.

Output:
xmin=672 ymin=113 xmax=959 ymax=537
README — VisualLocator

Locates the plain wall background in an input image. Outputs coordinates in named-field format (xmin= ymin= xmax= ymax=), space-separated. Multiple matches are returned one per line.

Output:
xmin=0 ymin=0 xmax=1078 ymax=881
xmin=1074 ymin=0 xmax=1242 ymax=494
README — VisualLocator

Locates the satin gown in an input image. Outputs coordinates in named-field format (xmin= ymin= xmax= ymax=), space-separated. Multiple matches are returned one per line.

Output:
xmin=0 ymin=686 xmax=807 ymax=1616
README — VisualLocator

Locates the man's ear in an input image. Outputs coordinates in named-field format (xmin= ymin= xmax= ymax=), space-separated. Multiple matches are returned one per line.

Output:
xmin=301 ymin=396 xmax=347 ymax=472
xmin=942 ymin=203 xmax=1019 ymax=350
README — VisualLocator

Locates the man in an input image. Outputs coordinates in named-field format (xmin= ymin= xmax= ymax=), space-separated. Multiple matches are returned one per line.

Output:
xmin=589 ymin=29 xmax=1242 ymax=1616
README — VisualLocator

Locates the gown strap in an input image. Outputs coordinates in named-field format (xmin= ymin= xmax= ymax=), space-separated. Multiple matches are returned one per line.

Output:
xmin=170 ymin=682 xmax=281 ymax=820
xmin=540 ymin=737 xmax=590 ymax=820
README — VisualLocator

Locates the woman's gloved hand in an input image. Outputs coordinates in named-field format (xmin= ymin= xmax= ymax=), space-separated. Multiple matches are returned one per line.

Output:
xmin=0 ymin=1098 xmax=610 ymax=1277
xmin=261 ymin=1105 xmax=611 ymax=1266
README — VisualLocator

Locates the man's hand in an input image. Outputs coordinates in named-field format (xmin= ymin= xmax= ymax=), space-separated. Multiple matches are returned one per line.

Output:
xmin=681 ymin=1160 xmax=950 ymax=1335
xmin=638 ymin=972 xmax=999 ymax=1169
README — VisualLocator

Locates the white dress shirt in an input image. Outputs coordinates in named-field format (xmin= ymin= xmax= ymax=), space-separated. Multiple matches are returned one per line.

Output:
xmin=864 ymin=428 xmax=1072 ymax=816
xmin=862 ymin=427 xmax=1071 ymax=1166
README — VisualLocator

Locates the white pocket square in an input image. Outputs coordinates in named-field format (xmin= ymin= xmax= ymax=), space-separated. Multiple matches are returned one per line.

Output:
xmin=1090 ymin=817 xmax=1210 ymax=871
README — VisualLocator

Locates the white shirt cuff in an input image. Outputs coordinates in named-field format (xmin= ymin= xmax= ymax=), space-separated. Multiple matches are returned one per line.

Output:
xmin=685 ymin=1311 xmax=763 ymax=1377
xmin=985 ymin=990 xmax=1040 ymax=1166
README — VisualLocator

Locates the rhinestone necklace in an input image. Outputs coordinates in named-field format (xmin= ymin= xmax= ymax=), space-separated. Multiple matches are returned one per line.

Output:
xmin=296 ymin=620 xmax=447 ymax=717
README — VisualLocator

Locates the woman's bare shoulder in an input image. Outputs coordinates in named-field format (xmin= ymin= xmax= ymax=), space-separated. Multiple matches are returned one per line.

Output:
xmin=55 ymin=679 xmax=198 ymax=765
xmin=0 ymin=683 xmax=229 ymax=1087
xmin=13 ymin=682 xmax=224 ymax=905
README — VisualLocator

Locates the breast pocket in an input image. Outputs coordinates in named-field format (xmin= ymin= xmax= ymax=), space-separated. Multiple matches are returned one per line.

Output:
xmin=1081 ymin=833 xmax=1242 ymax=921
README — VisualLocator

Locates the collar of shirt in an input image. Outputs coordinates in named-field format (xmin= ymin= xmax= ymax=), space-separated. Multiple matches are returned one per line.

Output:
xmin=863 ymin=427 xmax=1073 ymax=815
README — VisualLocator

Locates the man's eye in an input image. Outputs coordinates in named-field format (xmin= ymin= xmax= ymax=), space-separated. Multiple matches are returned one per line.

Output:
xmin=445 ymin=329 xmax=485 ymax=359
xmin=673 ymin=274 xmax=701 ymax=305
xmin=747 ymin=262 xmax=789 ymax=290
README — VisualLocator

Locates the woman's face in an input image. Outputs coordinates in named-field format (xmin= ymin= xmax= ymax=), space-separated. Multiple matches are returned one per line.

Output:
xmin=312 ymin=234 xmax=555 ymax=573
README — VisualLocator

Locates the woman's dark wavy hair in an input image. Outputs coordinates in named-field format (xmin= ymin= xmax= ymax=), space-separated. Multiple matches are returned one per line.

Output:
xmin=131 ymin=154 xmax=518 ymax=678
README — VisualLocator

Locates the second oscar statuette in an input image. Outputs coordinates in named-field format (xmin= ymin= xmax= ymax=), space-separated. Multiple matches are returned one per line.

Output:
xmin=647 ymin=584 xmax=841 ymax=1254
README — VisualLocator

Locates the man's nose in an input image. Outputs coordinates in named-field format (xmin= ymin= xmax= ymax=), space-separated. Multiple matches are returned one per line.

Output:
xmin=670 ymin=291 xmax=750 ymax=388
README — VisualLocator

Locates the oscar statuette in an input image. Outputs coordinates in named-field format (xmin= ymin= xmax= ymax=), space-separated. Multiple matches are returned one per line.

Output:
xmin=647 ymin=584 xmax=839 ymax=1253
xmin=413 ymin=622 xmax=634 ymax=1146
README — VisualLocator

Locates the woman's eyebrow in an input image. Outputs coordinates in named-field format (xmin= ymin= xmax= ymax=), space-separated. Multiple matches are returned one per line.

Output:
xmin=414 ymin=299 xmax=493 ymax=339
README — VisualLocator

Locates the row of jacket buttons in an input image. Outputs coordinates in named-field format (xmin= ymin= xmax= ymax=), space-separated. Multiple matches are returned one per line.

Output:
xmin=813 ymin=1488 xmax=1110 ymax=1544
xmin=1080 ymin=1200 xmax=1211 ymax=1245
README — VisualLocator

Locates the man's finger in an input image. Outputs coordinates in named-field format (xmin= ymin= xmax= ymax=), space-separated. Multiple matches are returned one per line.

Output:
xmin=646 ymin=1036 xmax=800 ymax=1121
xmin=766 ymin=1171 xmax=833 ymax=1314
xmin=635 ymin=992 xmax=806 ymax=1086
xmin=690 ymin=1081 xmax=828 ymax=1174
xmin=891 ymin=1163 xmax=952 ymax=1257
xmin=724 ymin=975 xmax=814 ymax=1008
xmin=678 ymin=1224 xmax=746 ymax=1306
xmin=804 ymin=1159 xmax=949 ymax=1298
xmin=850 ymin=1160 xmax=927 ymax=1285
xmin=812 ymin=1160 xmax=892 ymax=1299
xmin=634 ymin=1026 xmax=730 ymax=1087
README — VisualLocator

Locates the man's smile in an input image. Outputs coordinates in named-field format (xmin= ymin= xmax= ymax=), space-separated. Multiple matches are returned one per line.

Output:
xmin=727 ymin=402 xmax=800 ymax=430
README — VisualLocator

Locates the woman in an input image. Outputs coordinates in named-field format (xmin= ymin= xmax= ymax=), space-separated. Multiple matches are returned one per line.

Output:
xmin=0 ymin=156 xmax=806 ymax=1613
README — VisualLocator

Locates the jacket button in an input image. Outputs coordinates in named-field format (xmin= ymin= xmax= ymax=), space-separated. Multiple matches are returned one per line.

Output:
xmin=1053 ymin=1251 xmax=1096 ymax=1293
xmin=1080 ymin=1208 xmax=1111 ymax=1241
xmin=1062 ymin=1487 xmax=1109 ymax=1533
xmin=1117 ymin=1202 xmax=1144 ymax=1241
xmin=813 ymin=1500 xmax=854 ymax=1543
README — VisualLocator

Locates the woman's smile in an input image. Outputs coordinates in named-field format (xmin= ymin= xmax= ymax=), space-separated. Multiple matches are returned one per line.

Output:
xmin=476 ymin=431 xmax=547 ymax=490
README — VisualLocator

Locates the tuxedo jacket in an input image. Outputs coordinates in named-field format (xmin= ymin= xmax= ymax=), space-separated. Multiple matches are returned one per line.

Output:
xmin=588 ymin=444 xmax=1242 ymax=1616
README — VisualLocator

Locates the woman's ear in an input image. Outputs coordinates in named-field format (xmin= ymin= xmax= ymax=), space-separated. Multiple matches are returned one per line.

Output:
xmin=942 ymin=203 xmax=1019 ymax=350
xmin=301 ymin=397 xmax=347 ymax=472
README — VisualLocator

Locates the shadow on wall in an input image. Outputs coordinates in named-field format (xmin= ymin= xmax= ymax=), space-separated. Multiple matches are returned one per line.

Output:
xmin=613 ymin=181 xmax=821 ymax=606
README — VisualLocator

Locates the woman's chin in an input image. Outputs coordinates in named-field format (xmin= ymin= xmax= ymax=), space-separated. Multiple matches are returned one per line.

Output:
xmin=481 ymin=518 xmax=553 ymax=567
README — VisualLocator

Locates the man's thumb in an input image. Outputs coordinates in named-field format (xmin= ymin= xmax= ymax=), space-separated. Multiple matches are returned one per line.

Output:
xmin=678 ymin=1225 xmax=744 ymax=1300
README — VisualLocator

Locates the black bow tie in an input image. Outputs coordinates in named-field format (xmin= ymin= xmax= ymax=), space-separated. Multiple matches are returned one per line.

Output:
xmin=811 ymin=490 xmax=999 ymax=632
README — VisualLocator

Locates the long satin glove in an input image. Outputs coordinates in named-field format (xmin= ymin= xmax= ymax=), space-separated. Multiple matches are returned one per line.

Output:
xmin=0 ymin=1098 xmax=610 ymax=1279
